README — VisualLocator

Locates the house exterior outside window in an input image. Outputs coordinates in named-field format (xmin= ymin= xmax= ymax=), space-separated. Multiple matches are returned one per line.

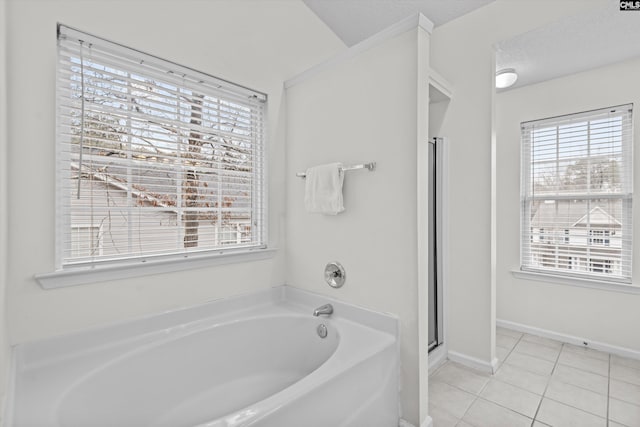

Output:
xmin=70 ymin=225 xmax=103 ymax=258
xmin=520 ymin=104 xmax=633 ymax=283
xmin=588 ymin=229 xmax=611 ymax=246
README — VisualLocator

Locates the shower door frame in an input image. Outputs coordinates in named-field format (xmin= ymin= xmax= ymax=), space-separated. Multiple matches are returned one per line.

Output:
xmin=428 ymin=137 xmax=446 ymax=353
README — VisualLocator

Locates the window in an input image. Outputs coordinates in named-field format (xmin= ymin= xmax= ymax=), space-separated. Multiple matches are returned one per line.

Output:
xmin=589 ymin=229 xmax=611 ymax=246
xmin=56 ymin=25 xmax=267 ymax=269
xmin=70 ymin=225 xmax=103 ymax=258
xmin=521 ymin=104 xmax=633 ymax=283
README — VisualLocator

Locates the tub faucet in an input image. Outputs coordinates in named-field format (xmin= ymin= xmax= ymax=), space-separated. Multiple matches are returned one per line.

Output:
xmin=313 ymin=304 xmax=333 ymax=317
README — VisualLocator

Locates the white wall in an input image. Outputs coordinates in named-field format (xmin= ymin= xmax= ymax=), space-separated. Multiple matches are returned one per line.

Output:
xmin=285 ymin=27 xmax=430 ymax=425
xmin=496 ymin=56 xmax=640 ymax=352
xmin=0 ymin=0 xmax=10 ymax=417
xmin=4 ymin=0 xmax=344 ymax=343
xmin=430 ymin=0 xmax=606 ymax=366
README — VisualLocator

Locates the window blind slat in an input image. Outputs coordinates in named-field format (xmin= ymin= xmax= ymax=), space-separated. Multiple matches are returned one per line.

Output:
xmin=57 ymin=24 xmax=267 ymax=268
xmin=58 ymin=26 xmax=266 ymax=102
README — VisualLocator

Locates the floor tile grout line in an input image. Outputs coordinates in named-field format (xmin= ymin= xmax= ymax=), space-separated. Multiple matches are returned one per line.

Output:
xmin=517 ymin=341 xmax=563 ymax=355
xmin=610 ymin=361 xmax=640 ymax=374
xmin=548 ymin=364 xmax=610 ymax=396
xmin=506 ymin=334 xmax=566 ymax=369
xmin=491 ymin=373 xmax=547 ymax=397
xmin=455 ymin=394 xmax=480 ymax=426
xmin=514 ymin=354 xmax=558 ymax=364
xmin=429 ymin=377 xmax=486 ymax=402
xmin=471 ymin=334 xmax=540 ymax=426
xmin=561 ymin=346 xmax=615 ymax=363
xmin=609 ymin=363 xmax=640 ymax=392
xmin=531 ymin=341 xmax=565 ymax=424
xmin=495 ymin=332 xmax=523 ymax=372
xmin=556 ymin=355 xmax=611 ymax=376
xmin=519 ymin=340 xmax=612 ymax=387
xmin=442 ymin=359 xmax=555 ymax=400
xmin=538 ymin=343 xmax=610 ymax=421
xmin=501 ymin=356 xmax=555 ymax=378
xmin=433 ymin=331 xmax=638 ymax=427
xmin=473 ymin=395 xmax=537 ymax=423
xmin=493 ymin=339 xmax=557 ymax=395
xmin=541 ymin=395 xmax=610 ymax=421
xmin=429 ymin=360 xmax=482 ymax=425
xmin=555 ymin=359 xmax=610 ymax=377
xmin=519 ymin=334 xmax=565 ymax=351
xmin=430 ymin=359 xmax=450 ymax=377
xmin=608 ymin=371 xmax=640 ymax=388
xmin=456 ymin=333 xmax=525 ymax=427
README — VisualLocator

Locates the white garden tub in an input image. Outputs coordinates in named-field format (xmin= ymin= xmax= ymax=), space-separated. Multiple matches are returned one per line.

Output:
xmin=8 ymin=286 xmax=400 ymax=427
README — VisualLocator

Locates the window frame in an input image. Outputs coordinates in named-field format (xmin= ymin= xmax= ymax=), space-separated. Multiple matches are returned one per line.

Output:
xmin=46 ymin=24 xmax=270 ymax=285
xmin=520 ymin=104 xmax=633 ymax=285
xmin=70 ymin=224 xmax=104 ymax=258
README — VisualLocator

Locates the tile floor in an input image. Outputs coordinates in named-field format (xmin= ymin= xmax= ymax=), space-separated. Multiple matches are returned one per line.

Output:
xmin=429 ymin=328 xmax=640 ymax=427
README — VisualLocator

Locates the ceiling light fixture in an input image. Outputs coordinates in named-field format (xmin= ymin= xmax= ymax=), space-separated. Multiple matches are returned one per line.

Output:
xmin=495 ymin=68 xmax=518 ymax=89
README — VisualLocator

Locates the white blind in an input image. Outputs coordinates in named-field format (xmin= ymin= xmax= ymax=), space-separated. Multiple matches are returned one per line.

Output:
xmin=56 ymin=24 xmax=267 ymax=268
xmin=521 ymin=104 xmax=633 ymax=283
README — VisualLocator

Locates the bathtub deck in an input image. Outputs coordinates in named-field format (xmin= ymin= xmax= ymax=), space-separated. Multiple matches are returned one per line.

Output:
xmin=8 ymin=286 xmax=400 ymax=427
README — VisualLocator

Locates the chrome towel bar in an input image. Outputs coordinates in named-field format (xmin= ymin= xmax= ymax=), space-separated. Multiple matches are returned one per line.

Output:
xmin=296 ymin=162 xmax=376 ymax=178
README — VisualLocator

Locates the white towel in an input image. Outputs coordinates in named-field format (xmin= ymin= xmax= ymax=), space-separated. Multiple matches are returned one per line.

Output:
xmin=304 ymin=163 xmax=345 ymax=215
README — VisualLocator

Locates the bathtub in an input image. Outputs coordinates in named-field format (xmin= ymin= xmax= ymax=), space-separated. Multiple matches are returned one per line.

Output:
xmin=8 ymin=286 xmax=400 ymax=427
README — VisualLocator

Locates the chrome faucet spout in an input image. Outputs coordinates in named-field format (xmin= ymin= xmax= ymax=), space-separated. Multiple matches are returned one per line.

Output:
xmin=313 ymin=304 xmax=333 ymax=317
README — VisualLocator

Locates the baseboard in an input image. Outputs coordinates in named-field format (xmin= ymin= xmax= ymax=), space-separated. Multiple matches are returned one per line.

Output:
xmin=398 ymin=416 xmax=431 ymax=427
xmin=420 ymin=415 xmax=433 ymax=427
xmin=490 ymin=356 xmax=499 ymax=373
xmin=399 ymin=418 xmax=418 ymax=427
xmin=497 ymin=319 xmax=640 ymax=360
xmin=428 ymin=345 xmax=447 ymax=374
xmin=448 ymin=350 xmax=497 ymax=374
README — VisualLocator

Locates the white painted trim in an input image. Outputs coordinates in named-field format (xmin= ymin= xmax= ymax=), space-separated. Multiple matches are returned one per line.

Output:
xmin=2 ymin=347 xmax=16 ymax=427
xmin=399 ymin=419 xmax=417 ymax=427
xmin=284 ymin=13 xmax=434 ymax=89
xmin=497 ymin=318 xmax=640 ymax=361
xmin=417 ymin=14 xmax=435 ymax=34
xmin=448 ymin=350 xmax=497 ymax=374
xmin=440 ymin=139 xmax=450 ymax=352
xmin=1 ymin=2 xmax=10 ymax=424
xmin=416 ymin=26 xmax=431 ymax=427
xmin=512 ymin=269 xmax=640 ymax=294
xmin=35 ymin=248 xmax=278 ymax=289
xmin=491 ymin=357 xmax=499 ymax=373
xmin=428 ymin=345 xmax=448 ymax=374
xmin=436 ymin=138 xmax=451 ymax=365
xmin=420 ymin=416 xmax=433 ymax=427
xmin=428 ymin=68 xmax=453 ymax=101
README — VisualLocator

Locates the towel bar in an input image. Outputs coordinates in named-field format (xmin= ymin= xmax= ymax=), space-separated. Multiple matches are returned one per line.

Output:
xmin=296 ymin=162 xmax=376 ymax=178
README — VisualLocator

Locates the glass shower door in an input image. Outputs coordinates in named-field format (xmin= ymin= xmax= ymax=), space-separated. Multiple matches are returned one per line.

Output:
xmin=428 ymin=137 xmax=444 ymax=352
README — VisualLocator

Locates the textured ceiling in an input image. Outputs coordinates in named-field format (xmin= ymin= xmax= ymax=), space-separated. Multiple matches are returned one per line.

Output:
xmin=304 ymin=0 xmax=640 ymax=92
xmin=302 ymin=0 xmax=496 ymax=46
xmin=495 ymin=0 xmax=640 ymax=91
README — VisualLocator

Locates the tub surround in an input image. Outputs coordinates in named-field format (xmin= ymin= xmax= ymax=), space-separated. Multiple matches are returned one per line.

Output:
xmin=8 ymin=286 xmax=400 ymax=427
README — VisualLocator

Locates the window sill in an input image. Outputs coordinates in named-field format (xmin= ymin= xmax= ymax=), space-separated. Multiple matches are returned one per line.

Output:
xmin=511 ymin=269 xmax=640 ymax=294
xmin=35 ymin=248 xmax=278 ymax=289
